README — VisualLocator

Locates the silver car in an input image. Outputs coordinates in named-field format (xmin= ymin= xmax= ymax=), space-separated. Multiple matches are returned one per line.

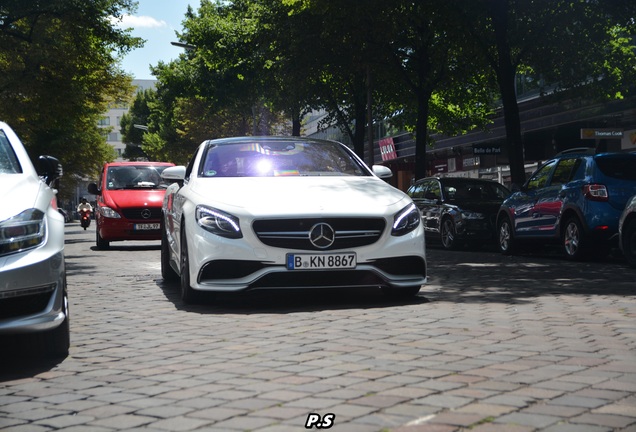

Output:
xmin=619 ymin=194 xmax=636 ymax=268
xmin=0 ymin=121 xmax=69 ymax=357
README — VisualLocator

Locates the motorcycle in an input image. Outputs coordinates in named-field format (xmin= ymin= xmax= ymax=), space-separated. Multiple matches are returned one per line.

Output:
xmin=80 ymin=209 xmax=91 ymax=230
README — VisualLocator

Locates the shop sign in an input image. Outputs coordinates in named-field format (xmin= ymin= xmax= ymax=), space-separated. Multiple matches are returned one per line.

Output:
xmin=580 ymin=128 xmax=623 ymax=139
xmin=378 ymin=137 xmax=398 ymax=161
xmin=463 ymin=157 xmax=479 ymax=168
xmin=433 ymin=160 xmax=448 ymax=173
xmin=472 ymin=144 xmax=502 ymax=155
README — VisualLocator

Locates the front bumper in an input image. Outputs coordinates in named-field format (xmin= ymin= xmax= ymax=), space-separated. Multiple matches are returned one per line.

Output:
xmin=186 ymin=222 xmax=427 ymax=292
xmin=98 ymin=216 xmax=162 ymax=241
xmin=0 ymin=247 xmax=67 ymax=333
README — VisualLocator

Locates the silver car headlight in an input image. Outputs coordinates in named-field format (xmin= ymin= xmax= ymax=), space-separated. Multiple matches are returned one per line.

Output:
xmin=392 ymin=203 xmax=420 ymax=236
xmin=460 ymin=211 xmax=485 ymax=220
xmin=196 ymin=205 xmax=242 ymax=239
xmin=99 ymin=206 xmax=121 ymax=219
xmin=0 ymin=208 xmax=46 ymax=256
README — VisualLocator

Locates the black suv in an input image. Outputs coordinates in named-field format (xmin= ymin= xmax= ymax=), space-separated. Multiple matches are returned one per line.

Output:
xmin=497 ymin=150 xmax=636 ymax=260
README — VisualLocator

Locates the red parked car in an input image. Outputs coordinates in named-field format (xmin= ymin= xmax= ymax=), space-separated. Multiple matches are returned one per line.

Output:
xmin=88 ymin=161 xmax=174 ymax=249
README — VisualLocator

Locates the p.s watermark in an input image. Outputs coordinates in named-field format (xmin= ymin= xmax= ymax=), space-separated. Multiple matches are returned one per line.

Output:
xmin=305 ymin=413 xmax=335 ymax=429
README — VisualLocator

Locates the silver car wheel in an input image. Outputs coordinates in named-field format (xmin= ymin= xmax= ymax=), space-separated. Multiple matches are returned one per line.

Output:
xmin=498 ymin=217 xmax=514 ymax=254
xmin=440 ymin=218 xmax=456 ymax=250
xmin=563 ymin=217 xmax=587 ymax=260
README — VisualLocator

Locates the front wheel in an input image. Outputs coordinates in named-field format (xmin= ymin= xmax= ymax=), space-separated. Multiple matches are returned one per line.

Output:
xmin=161 ymin=218 xmax=179 ymax=282
xmin=96 ymin=225 xmax=109 ymax=250
xmin=180 ymin=224 xmax=200 ymax=304
xmin=562 ymin=216 xmax=587 ymax=261
xmin=622 ymin=219 xmax=636 ymax=267
xmin=33 ymin=285 xmax=70 ymax=358
xmin=440 ymin=218 xmax=459 ymax=250
xmin=498 ymin=215 xmax=516 ymax=255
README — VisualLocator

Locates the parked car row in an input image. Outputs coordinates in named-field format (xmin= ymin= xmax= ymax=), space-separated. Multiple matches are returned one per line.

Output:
xmin=407 ymin=148 xmax=636 ymax=267
xmin=497 ymin=149 xmax=636 ymax=261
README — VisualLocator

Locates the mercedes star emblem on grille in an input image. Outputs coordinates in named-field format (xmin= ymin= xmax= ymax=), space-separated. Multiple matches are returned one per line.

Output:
xmin=309 ymin=223 xmax=335 ymax=249
xmin=141 ymin=209 xmax=152 ymax=219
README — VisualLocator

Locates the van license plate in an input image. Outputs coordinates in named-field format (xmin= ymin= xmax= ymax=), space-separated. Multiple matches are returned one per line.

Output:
xmin=134 ymin=223 xmax=160 ymax=230
xmin=286 ymin=253 xmax=356 ymax=270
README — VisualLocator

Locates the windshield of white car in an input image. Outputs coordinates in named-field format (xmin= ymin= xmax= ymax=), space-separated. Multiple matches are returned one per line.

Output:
xmin=0 ymin=131 xmax=22 ymax=174
xmin=199 ymin=141 xmax=369 ymax=178
xmin=106 ymin=166 xmax=171 ymax=190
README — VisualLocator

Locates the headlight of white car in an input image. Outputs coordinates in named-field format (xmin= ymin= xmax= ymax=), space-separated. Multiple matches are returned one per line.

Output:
xmin=392 ymin=203 xmax=420 ymax=236
xmin=98 ymin=206 xmax=121 ymax=219
xmin=0 ymin=208 xmax=46 ymax=256
xmin=196 ymin=205 xmax=242 ymax=239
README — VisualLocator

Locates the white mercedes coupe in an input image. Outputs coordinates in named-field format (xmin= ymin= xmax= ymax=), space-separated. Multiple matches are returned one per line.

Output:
xmin=160 ymin=136 xmax=426 ymax=304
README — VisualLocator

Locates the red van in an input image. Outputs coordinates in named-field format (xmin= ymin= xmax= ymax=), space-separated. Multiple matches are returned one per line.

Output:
xmin=88 ymin=161 xmax=174 ymax=249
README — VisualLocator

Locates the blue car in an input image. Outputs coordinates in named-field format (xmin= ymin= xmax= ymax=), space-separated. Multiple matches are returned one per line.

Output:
xmin=497 ymin=149 xmax=636 ymax=260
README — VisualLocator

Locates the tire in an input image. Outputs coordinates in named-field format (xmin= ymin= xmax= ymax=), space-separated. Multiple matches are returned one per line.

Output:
xmin=161 ymin=218 xmax=179 ymax=282
xmin=96 ymin=225 xmax=109 ymax=250
xmin=440 ymin=217 xmax=459 ymax=250
xmin=622 ymin=219 xmax=636 ymax=267
xmin=498 ymin=215 xmax=516 ymax=255
xmin=382 ymin=285 xmax=421 ymax=299
xmin=180 ymin=224 xmax=200 ymax=304
xmin=33 ymin=285 xmax=70 ymax=358
xmin=562 ymin=216 xmax=587 ymax=261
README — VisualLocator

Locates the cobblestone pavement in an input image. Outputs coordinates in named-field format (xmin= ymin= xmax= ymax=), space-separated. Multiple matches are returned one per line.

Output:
xmin=1 ymin=223 xmax=635 ymax=431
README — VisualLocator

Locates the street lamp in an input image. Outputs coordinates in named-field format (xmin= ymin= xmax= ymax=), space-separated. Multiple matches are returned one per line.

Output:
xmin=171 ymin=41 xmax=197 ymax=51
xmin=130 ymin=124 xmax=149 ymax=160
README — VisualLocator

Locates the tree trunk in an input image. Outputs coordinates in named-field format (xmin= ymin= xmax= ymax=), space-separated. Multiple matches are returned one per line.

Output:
xmin=490 ymin=0 xmax=526 ymax=185
xmin=414 ymin=89 xmax=430 ymax=181
xmin=291 ymin=110 xmax=301 ymax=136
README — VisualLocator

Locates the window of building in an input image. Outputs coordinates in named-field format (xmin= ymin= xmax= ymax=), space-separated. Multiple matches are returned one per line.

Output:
xmin=98 ymin=117 xmax=110 ymax=126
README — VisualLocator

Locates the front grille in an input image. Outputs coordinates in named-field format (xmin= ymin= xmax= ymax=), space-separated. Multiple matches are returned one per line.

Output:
xmin=0 ymin=285 xmax=55 ymax=320
xmin=253 ymin=218 xmax=386 ymax=251
xmin=120 ymin=207 xmax=162 ymax=221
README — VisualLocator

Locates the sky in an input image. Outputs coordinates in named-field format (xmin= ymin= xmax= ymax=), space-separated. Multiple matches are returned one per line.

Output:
xmin=113 ymin=1 xmax=197 ymax=81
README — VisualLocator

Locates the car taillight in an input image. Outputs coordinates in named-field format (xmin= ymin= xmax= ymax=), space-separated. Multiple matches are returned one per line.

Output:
xmin=582 ymin=184 xmax=608 ymax=202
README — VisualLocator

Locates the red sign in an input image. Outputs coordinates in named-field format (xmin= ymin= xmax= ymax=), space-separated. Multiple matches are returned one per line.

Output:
xmin=378 ymin=137 xmax=398 ymax=161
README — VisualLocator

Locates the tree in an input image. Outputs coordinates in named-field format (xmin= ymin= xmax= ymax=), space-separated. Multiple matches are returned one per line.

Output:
xmin=453 ymin=0 xmax=636 ymax=185
xmin=120 ymin=88 xmax=156 ymax=160
xmin=0 ymin=0 xmax=143 ymax=198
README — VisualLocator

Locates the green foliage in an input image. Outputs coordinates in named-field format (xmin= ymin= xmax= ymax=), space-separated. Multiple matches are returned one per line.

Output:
xmin=8 ymin=0 xmax=625 ymax=182
xmin=0 ymin=0 xmax=143 ymax=199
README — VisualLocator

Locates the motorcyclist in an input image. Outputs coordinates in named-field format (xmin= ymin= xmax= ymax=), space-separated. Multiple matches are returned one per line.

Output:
xmin=77 ymin=197 xmax=93 ymax=213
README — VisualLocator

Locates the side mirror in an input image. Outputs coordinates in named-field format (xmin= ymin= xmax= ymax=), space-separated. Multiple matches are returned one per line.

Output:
xmin=161 ymin=166 xmax=186 ymax=187
xmin=38 ymin=156 xmax=63 ymax=186
xmin=87 ymin=183 xmax=100 ymax=196
xmin=372 ymin=165 xmax=393 ymax=179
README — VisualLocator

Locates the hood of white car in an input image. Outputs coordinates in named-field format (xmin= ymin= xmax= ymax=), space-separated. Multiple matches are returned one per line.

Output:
xmin=190 ymin=176 xmax=408 ymax=216
xmin=0 ymin=174 xmax=42 ymax=221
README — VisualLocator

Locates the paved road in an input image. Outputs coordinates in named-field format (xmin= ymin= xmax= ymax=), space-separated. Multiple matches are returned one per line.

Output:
xmin=1 ymin=223 xmax=635 ymax=431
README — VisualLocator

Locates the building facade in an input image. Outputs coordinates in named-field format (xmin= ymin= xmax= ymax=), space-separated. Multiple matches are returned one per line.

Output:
xmin=98 ymin=79 xmax=157 ymax=160
xmin=307 ymin=87 xmax=636 ymax=191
